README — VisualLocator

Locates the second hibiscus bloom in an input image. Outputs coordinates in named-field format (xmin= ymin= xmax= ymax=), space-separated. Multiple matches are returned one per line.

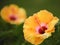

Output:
xmin=1 ymin=4 xmax=26 ymax=25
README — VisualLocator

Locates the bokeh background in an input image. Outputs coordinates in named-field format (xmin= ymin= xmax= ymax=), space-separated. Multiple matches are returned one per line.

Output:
xmin=0 ymin=0 xmax=60 ymax=45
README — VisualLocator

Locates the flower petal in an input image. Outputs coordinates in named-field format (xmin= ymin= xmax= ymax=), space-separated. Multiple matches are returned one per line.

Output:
xmin=45 ymin=17 xmax=59 ymax=33
xmin=36 ymin=10 xmax=54 ymax=24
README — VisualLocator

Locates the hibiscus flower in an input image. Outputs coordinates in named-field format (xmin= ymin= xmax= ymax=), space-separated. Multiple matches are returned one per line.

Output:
xmin=1 ymin=4 xmax=26 ymax=25
xmin=23 ymin=10 xmax=59 ymax=45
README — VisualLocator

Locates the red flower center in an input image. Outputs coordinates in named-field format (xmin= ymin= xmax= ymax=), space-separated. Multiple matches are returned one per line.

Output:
xmin=36 ymin=23 xmax=48 ymax=34
xmin=38 ymin=26 xmax=47 ymax=34
xmin=10 ymin=15 xmax=16 ymax=21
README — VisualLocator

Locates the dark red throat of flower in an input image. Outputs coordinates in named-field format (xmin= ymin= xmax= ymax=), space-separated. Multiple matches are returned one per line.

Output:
xmin=10 ymin=15 xmax=16 ymax=21
xmin=38 ymin=26 xmax=47 ymax=34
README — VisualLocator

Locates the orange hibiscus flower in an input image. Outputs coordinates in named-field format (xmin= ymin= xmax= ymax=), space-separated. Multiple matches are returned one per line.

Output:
xmin=23 ymin=10 xmax=59 ymax=45
xmin=1 ymin=4 xmax=26 ymax=25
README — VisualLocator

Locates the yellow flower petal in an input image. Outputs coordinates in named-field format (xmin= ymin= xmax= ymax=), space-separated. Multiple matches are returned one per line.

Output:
xmin=23 ymin=10 xmax=59 ymax=45
xmin=45 ymin=17 xmax=59 ymax=33
xmin=1 ymin=4 xmax=26 ymax=25
xmin=36 ymin=10 xmax=54 ymax=24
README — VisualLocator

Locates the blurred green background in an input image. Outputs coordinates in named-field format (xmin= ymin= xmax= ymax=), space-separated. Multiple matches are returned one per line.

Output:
xmin=0 ymin=0 xmax=60 ymax=45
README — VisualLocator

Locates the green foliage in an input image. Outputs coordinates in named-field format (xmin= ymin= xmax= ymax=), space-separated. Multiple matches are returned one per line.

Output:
xmin=0 ymin=0 xmax=60 ymax=45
